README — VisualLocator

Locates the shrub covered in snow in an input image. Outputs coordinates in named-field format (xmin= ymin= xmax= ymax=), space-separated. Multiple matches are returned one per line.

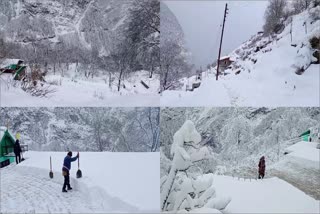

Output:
xmin=161 ymin=120 xmax=230 ymax=212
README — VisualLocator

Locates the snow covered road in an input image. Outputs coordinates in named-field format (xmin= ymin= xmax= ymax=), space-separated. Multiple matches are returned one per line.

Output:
xmin=270 ymin=142 xmax=320 ymax=200
xmin=0 ymin=165 xmax=136 ymax=213
xmin=270 ymin=157 xmax=320 ymax=200
xmin=161 ymin=64 xmax=319 ymax=107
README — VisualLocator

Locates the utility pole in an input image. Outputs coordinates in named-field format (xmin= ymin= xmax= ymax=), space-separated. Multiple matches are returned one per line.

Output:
xmin=216 ymin=3 xmax=228 ymax=81
xmin=303 ymin=21 xmax=307 ymax=34
xmin=290 ymin=19 xmax=293 ymax=44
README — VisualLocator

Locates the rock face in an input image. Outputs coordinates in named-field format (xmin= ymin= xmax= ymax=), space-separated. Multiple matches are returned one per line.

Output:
xmin=0 ymin=0 xmax=132 ymax=57
xmin=160 ymin=1 xmax=184 ymax=44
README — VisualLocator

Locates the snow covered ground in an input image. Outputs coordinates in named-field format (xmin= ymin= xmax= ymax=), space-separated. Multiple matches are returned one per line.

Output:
xmin=270 ymin=141 xmax=320 ymax=200
xmin=161 ymin=8 xmax=320 ymax=107
xmin=0 ymin=151 xmax=160 ymax=213
xmin=213 ymin=175 xmax=319 ymax=213
xmin=219 ymin=141 xmax=320 ymax=213
xmin=284 ymin=141 xmax=319 ymax=162
xmin=161 ymin=118 xmax=320 ymax=213
xmin=0 ymin=68 xmax=160 ymax=107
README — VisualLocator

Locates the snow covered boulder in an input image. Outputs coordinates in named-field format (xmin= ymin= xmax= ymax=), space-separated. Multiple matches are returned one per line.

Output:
xmin=177 ymin=208 xmax=222 ymax=213
xmin=205 ymin=196 xmax=232 ymax=210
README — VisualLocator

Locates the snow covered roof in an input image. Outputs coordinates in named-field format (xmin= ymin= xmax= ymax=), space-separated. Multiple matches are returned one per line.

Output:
xmin=0 ymin=59 xmax=22 ymax=67
xmin=219 ymin=56 xmax=231 ymax=61
xmin=0 ymin=126 xmax=7 ymax=140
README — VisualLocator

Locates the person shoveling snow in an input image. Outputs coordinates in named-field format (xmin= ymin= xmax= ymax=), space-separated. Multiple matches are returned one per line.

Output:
xmin=62 ymin=151 xmax=79 ymax=193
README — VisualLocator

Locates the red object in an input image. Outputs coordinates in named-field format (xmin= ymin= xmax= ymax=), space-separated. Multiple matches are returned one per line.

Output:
xmin=0 ymin=68 xmax=15 ymax=74
xmin=258 ymin=156 xmax=266 ymax=176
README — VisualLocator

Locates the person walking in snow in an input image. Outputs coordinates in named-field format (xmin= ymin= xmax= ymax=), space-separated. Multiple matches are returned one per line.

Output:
xmin=62 ymin=151 xmax=79 ymax=192
xmin=14 ymin=139 xmax=22 ymax=164
xmin=258 ymin=156 xmax=266 ymax=179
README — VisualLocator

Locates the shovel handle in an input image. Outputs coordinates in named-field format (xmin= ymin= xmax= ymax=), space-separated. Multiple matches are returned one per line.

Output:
xmin=50 ymin=156 xmax=52 ymax=171
xmin=78 ymin=155 xmax=79 ymax=169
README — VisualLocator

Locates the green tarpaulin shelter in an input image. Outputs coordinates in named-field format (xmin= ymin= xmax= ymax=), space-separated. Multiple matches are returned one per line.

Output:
xmin=299 ymin=130 xmax=311 ymax=142
xmin=13 ymin=65 xmax=27 ymax=80
xmin=0 ymin=127 xmax=16 ymax=164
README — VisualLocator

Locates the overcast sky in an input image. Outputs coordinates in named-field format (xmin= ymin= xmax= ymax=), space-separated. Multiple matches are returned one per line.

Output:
xmin=164 ymin=0 xmax=269 ymax=68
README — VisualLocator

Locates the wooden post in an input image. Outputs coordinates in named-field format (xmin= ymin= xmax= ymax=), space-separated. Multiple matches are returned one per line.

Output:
xmin=216 ymin=3 xmax=228 ymax=81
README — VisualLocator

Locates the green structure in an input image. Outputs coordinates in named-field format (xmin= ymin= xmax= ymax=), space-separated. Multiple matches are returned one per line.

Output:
xmin=299 ymin=127 xmax=320 ymax=142
xmin=0 ymin=60 xmax=27 ymax=80
xmin=299 ymin=130 xmax=311 ymax=142
xmin=0 ymin=127 xmax=16 ymax=166
xmin=13 ymin=65 xmax=27 ymax=80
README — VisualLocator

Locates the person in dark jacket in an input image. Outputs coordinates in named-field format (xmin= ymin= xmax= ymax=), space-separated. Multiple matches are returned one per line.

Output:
xmin=258 ymin=156 xmax=266 ymax=179
xmin=62 ymin=151 xmax=79 ymax=192
xmin=14 ymin=139 xmax=22 ymax=164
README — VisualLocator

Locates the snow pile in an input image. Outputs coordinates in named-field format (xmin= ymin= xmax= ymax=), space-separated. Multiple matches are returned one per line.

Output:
xmin=213 ymin=175 xmax=320 ymax=213
xmin=161 ymin=120 xmax=230 ymax=213
xmin=161 ymin=6 xmax=320 ymax=107
xmin=0 ymin=151 xmax=160 ymax=213
xmin=285 ymin=141 xmax=319 ymax=163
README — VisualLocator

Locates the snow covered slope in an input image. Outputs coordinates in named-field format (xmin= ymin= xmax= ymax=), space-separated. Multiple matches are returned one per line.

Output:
xmin=0 ymin=71 xmax=160 ymax=107
xmin=0 ymin=151 xmax=160 ymax=213
xmin=161 ymin=6 xmax=320 ymax=107
xmin=160 ymin=1 xmax=184 ymax=44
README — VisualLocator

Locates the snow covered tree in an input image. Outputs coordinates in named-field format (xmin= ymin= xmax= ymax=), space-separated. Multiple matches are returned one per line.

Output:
xmin=126 ymin=0 xmax=160 ymax=73
xmin=109 ymin=40 xmax=135 ymax=91
xmin=263 ymin=0 xmax=288 ymax=35
xmin=160 ymin=40 xmax=189 ymax=91
xmin=161 ymin=120 xmax=230 ymax=212
xmin=292 ymin=0 xmax=312 ymax=14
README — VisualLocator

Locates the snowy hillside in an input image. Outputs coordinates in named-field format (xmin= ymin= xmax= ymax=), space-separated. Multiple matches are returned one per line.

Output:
xmin=160 ymin=1 xmax=192 ymax=91
xmin=160 ymin=1 xmax=184 ymax=44
xmin=0 ymin=151 xmax=160 ymax=213
xmin=161 ymin=6 xmax=320 ymax=106
xmin=0 ymin=0 xmax=131 ymax=56
xmin=0 ymin=0 xmax=160 ymax=106
xmin=0 ymin=107 xmax=160 ymax=152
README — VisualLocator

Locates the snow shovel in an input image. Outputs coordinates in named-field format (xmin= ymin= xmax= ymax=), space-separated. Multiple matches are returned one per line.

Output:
xmin=76 ymin=155 xmax=82 ymax=178
xmin=21 ymin=151 xmax=25 ymax=162
xmin=49 ymin=156 xmax=53 ymax=179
